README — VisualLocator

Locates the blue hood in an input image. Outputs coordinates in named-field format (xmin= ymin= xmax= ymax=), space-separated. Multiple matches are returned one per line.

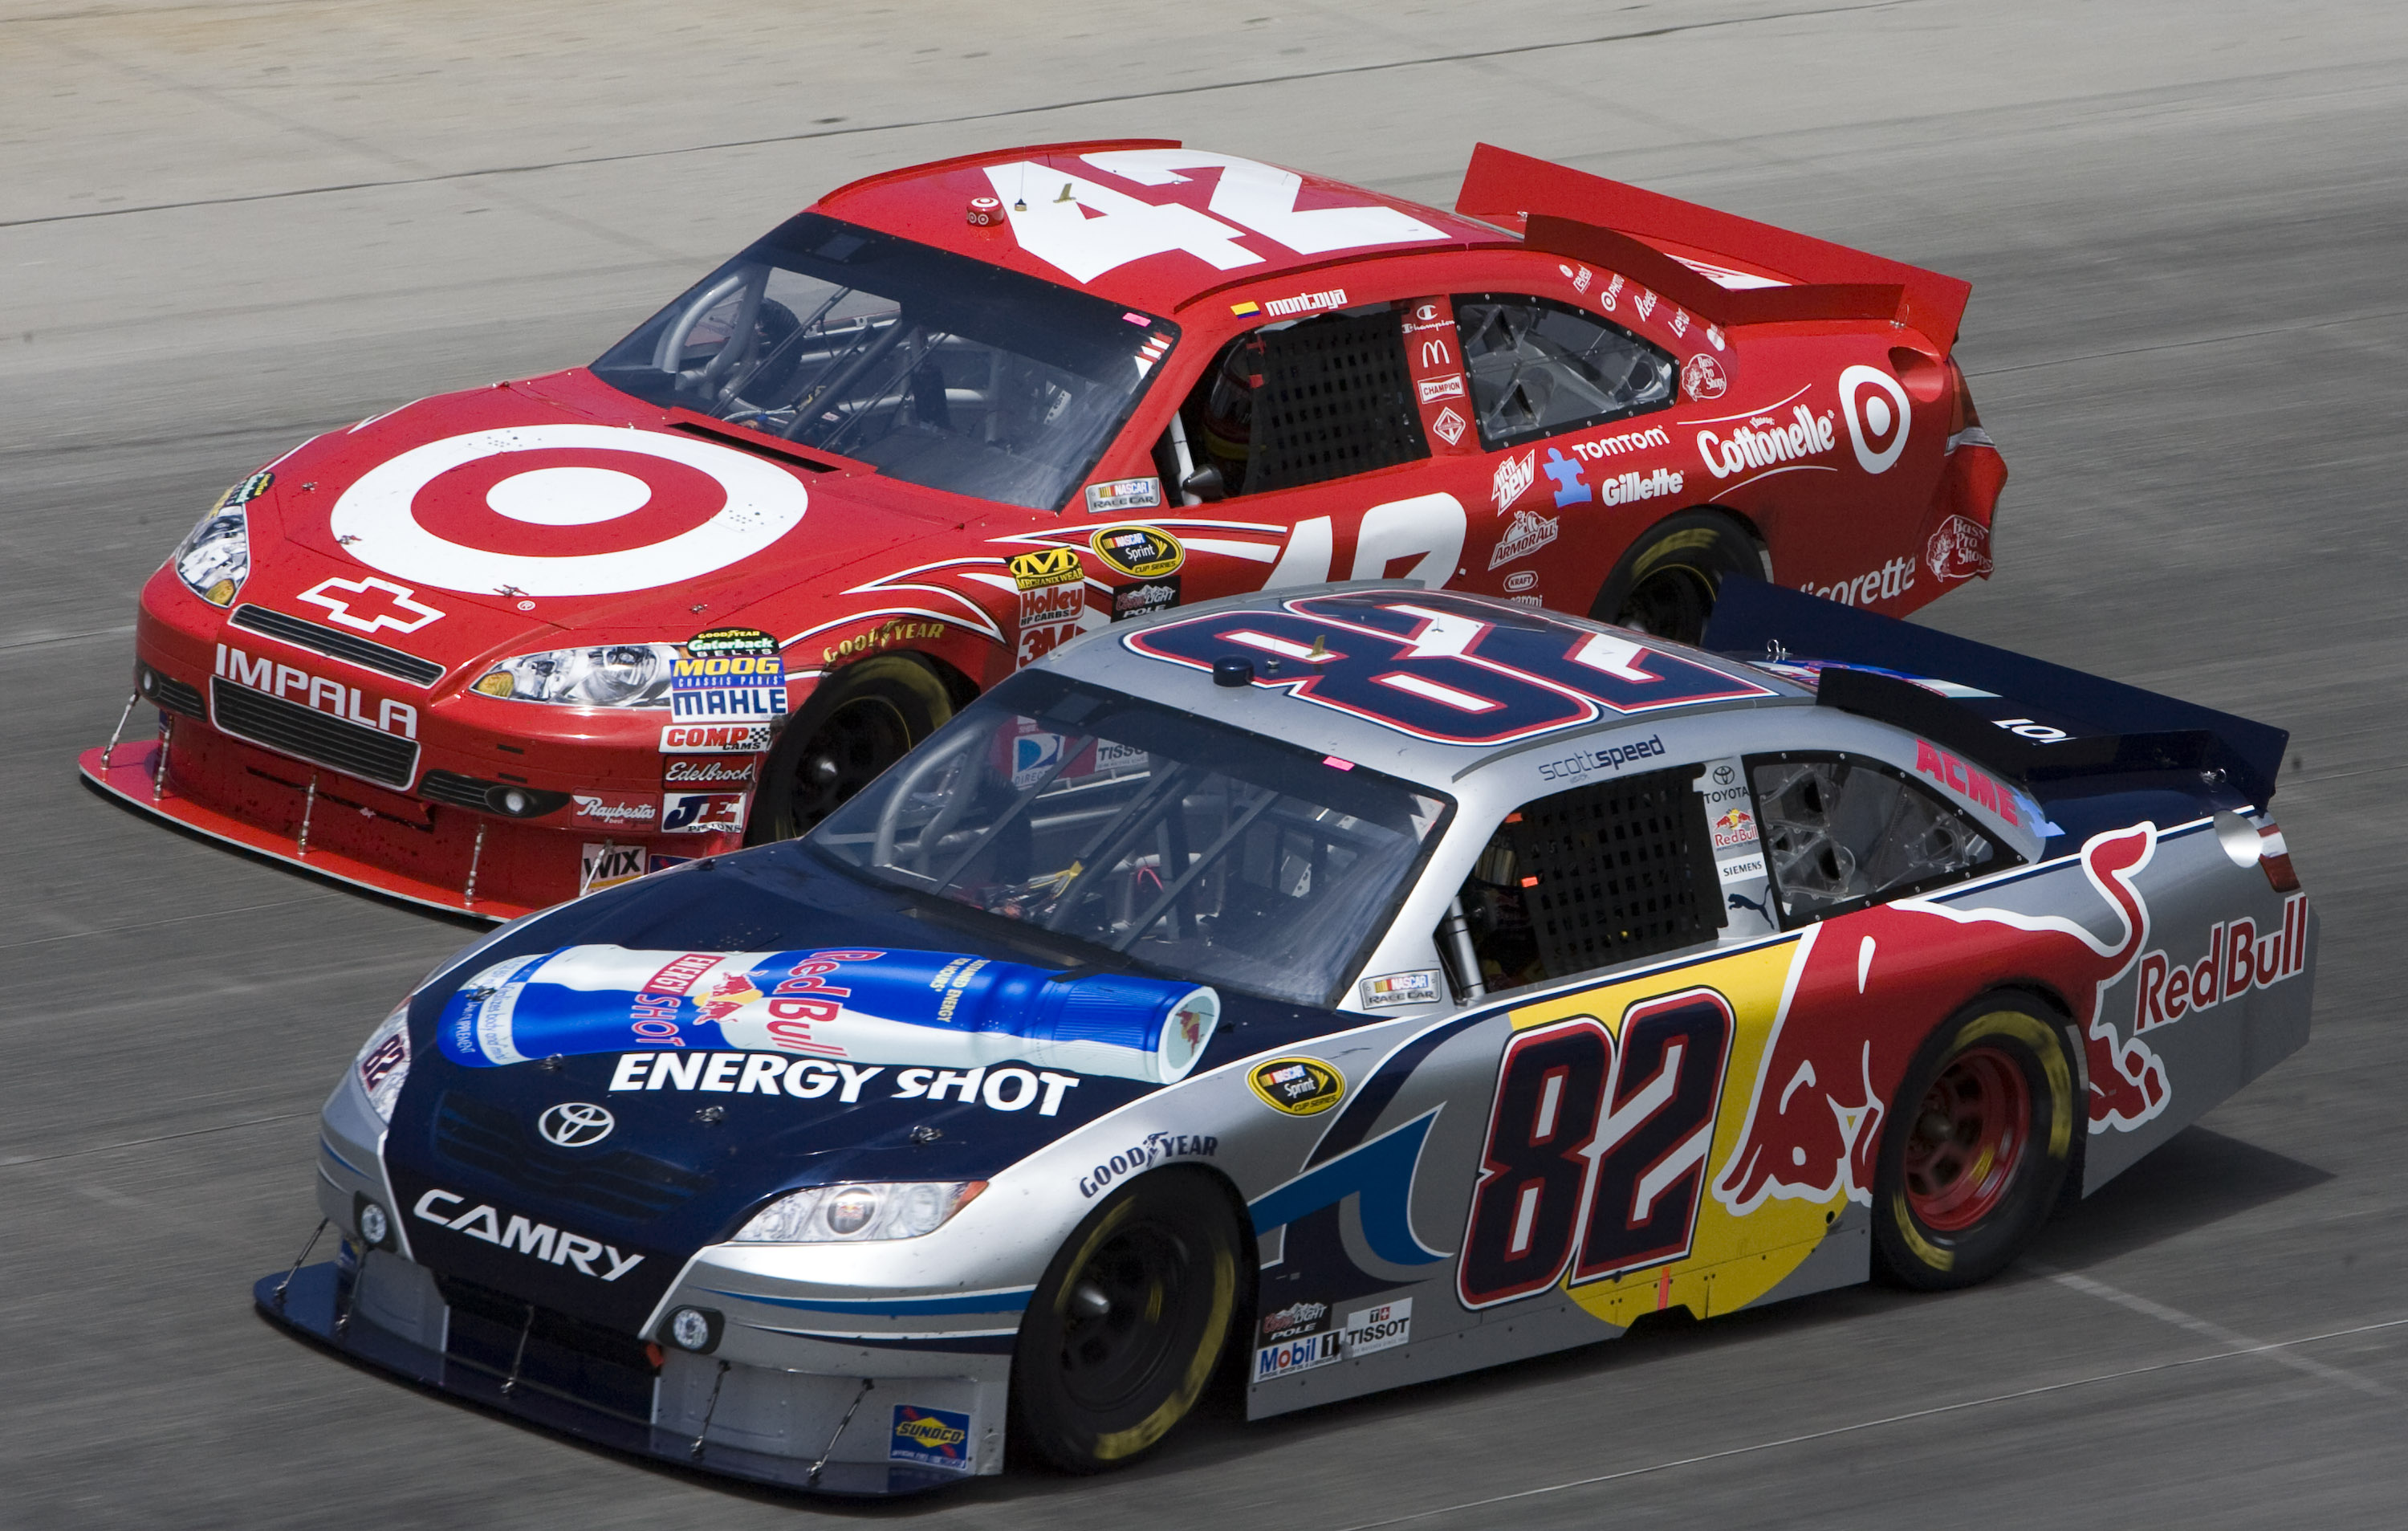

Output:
xmin=384 ymin=841 xmax=1352 ymax=1331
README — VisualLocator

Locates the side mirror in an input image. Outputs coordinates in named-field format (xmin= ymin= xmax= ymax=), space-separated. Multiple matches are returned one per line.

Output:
xmin=1180 ymin=465 xmax=1226 ymax=503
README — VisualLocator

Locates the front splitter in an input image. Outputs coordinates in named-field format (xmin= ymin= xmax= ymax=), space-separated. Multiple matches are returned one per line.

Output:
xmin=81 ymin=741 xmax=531 ymax=922
xmin=252 ymin=1263 xmax=970 ymax=1498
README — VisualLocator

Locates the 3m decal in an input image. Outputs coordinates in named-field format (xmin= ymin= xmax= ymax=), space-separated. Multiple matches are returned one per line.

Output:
xmin=1127 ymin=592 xmax=1774 ymax=747
xmin=295 ymin=575 xmax=445 ymax=636
xmin=889 ymin=1406 xmax=972 ymax=1472
xmin=326 ymin=424 xmax=808 ymax=597
xmin=1248 ymin=1057 xmax=1345 ymax=1116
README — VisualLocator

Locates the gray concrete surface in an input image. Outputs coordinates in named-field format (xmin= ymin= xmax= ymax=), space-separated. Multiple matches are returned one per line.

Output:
xmin=4 ymin=1 xmax=2405 ymax=1525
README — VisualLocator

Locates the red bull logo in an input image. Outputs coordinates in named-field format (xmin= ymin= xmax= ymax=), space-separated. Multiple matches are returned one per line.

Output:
xmin=1714 ymin=825 xmax=2162 ymax=1217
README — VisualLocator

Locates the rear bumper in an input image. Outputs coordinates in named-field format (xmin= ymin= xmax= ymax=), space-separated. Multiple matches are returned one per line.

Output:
xmin=255 ymin=1256 xmax=995 ymax=1496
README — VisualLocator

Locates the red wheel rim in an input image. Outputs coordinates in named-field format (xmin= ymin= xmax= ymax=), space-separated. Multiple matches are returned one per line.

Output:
xmin=1902 ymin=1045 xmax=2029 ymax=1232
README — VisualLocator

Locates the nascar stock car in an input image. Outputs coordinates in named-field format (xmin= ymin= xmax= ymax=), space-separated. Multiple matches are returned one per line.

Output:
xmin=85 ymin=139 xmax=2007 ymax=920
xmin=258 ymin=582 xmax=2310 ymax=1495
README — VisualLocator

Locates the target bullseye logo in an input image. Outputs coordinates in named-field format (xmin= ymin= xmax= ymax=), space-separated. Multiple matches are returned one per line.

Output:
xmin=1837 ymin=364 xmax=1911 ymax=476
xmin=328 ymin=424 xmax=808 ymax=597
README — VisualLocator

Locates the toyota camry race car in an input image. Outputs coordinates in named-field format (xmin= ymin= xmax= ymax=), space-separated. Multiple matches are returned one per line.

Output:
xmin=84 ymin=139 xmax=2007 ymax=919
xmin=259 ymin=582 xmax=2308 ymax=1495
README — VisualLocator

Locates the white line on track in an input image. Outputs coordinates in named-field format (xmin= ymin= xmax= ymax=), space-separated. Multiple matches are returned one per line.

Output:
xmin=2028 ymin=1260 xmax=2394 ymax=1398
xmin=1329 ymin=1316 xmax=2408 ymax=1530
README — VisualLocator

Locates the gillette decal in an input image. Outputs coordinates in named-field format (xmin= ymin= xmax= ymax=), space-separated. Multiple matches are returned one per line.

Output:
xmin=438 ymin=946 xmax=1220 ymax=1084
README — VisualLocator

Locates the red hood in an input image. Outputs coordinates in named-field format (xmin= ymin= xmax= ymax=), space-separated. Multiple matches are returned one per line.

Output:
xmin=232 ymin=369 xmax=997 ymax=683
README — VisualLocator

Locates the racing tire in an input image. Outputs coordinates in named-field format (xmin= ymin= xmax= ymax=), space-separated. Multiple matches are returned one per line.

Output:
xmin=1590 ymin=510 xmax=1764 ymax=645
xmin=747 ymin=655 xmax=953 ymax=844
xmin=1011 ymin=1171 xmax=1243 ymax=1473
xmin=1871 ymin=997 xmax=2078 ymax=1291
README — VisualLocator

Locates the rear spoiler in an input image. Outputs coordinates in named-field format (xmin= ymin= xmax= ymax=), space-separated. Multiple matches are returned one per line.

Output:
xmin=1701 ymin=581 xmax=2288 ymax=807
xmin=1456 ymin=144 xmax=1971 ymax=349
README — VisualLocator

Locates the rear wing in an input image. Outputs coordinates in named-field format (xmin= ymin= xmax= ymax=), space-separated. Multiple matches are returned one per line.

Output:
xmin=1701 ymin=581 xmax=2288 ymax=807
xmin=1456 ymin=144 xmax=1971 ymax=349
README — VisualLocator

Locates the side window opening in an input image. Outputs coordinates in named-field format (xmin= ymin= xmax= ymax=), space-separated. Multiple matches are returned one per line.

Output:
xmin=1751 ymin=755 xmax=2010 ymax=925
xmin=1157 ymin=305 xmax=1428 ymax=501
xmin=1449 ymin=763 xmax=1724 ymax=995
xmin=1453 ymin=294 xmax=1674 ymax=450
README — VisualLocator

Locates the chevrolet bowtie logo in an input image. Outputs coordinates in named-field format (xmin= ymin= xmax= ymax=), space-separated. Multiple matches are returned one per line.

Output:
xmin=297 ymin=576 xmax=445 ymax=636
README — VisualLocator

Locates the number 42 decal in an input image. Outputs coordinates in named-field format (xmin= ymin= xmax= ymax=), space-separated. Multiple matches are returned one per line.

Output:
xmin=1458 ymin=991 xmax=1734 ymax=1310
xmin=983 ymin=150 xmax=1448 ymax=284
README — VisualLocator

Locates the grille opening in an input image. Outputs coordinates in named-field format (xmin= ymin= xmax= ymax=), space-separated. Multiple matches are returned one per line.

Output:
xmin=437 ymin=1275 xmax=658 ymax=1423
xmin=432 ymin=1093 xmax=710 ymax=1222
xmin=209 ymin=678 xmax=419 ymax=789
xmin=229 ymin=605 xmax=445 ymax=686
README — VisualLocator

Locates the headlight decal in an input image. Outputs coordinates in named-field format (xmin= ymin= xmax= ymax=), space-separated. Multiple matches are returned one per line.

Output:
xmin=171 ymin=472 xmax=270 ymax=606
xmin=731 ymin=1180 xmax=986 ymax=1244
xmin=472 ymin=642 xmax=685 ymax=707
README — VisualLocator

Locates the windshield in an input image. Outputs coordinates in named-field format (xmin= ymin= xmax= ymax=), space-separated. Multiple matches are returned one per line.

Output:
xmin=807 ymin=673 xmax=1450 ymax=1007
xmin=592 ymin=214 xmax=1178 ymax=511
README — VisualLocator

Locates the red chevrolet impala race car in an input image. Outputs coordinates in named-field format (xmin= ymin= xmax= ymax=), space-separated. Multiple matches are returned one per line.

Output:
xmin=83 ymin=140 xmax=2007 ymax=919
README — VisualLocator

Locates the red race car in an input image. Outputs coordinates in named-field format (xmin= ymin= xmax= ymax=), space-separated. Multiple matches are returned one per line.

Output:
xmin=83 ymin=140 xmax=2007 ymax=920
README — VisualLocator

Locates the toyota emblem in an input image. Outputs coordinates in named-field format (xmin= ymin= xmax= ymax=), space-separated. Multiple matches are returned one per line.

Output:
xmin=538 ymin=1101 xmax=616 ymax=1147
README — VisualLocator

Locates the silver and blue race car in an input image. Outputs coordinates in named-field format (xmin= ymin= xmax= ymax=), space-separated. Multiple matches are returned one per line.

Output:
xmin=261 ymin=580 xmax=2313 ymax=1494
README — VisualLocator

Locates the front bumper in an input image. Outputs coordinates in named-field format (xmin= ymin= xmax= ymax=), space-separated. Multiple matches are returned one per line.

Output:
xmin=255 ymin=1252 xmax=1002 ymax=1496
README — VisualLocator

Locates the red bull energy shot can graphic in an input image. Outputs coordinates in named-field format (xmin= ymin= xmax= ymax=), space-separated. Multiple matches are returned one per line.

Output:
xmin=439 ymin=946 xmax=1220 ymax=1085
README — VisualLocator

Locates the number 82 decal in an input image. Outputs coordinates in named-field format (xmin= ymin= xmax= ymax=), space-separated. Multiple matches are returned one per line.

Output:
xmin=1458 ymin=991 xmax=1733 ymax=1310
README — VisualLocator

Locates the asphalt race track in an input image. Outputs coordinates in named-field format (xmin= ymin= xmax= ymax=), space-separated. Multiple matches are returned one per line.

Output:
xmin=6 ymin=2 xmax=2406 ymax=1525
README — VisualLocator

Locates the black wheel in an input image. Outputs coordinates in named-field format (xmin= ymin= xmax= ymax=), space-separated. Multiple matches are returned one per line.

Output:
xmin=1590 ymin=510 xmax=1763 ymax=645
xmin=1011 ymin=1171 xmax=1243 ymax=1473
xmin=747 ymin=655 xmax=953 ymax=843
xmin=1872 ymin=997 xmax=2077 ymax=1290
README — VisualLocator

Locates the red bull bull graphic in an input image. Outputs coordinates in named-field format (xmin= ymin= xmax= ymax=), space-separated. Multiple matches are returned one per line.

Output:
xmin=437 ymin=945 xmax=1219 ymax=1085
xmin=1712 ymin=825 xmax=2162 ymax=1220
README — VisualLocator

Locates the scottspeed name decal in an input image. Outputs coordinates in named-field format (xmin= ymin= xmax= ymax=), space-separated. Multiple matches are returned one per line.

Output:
xmin=412 ymin=1189 xmax=642 ymax=1281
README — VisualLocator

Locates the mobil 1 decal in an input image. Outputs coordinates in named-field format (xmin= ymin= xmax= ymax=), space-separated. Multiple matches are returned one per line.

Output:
xmin=1458 ymin=990 xmax=1731 ymax=1309
xmin=1125 ymin=590 xmax=1772 ymax=747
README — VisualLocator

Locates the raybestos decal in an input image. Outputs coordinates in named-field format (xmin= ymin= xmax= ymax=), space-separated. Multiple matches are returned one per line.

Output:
xmin=439 ymin=946 xmax=1219 ymax=1084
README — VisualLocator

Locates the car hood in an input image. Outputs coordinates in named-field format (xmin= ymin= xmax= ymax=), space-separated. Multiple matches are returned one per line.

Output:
xmin=224 ymin=368 xmax=999 ymax=688
xmin=381 ymin=841 xmax=1355 ymax=1330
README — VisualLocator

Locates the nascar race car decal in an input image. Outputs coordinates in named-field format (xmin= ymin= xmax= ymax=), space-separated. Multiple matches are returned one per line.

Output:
xmin=88 ymin=140 xmax=2005 ymax=918
xmin=258 ymin=588 xmax=2307 ymax=1496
